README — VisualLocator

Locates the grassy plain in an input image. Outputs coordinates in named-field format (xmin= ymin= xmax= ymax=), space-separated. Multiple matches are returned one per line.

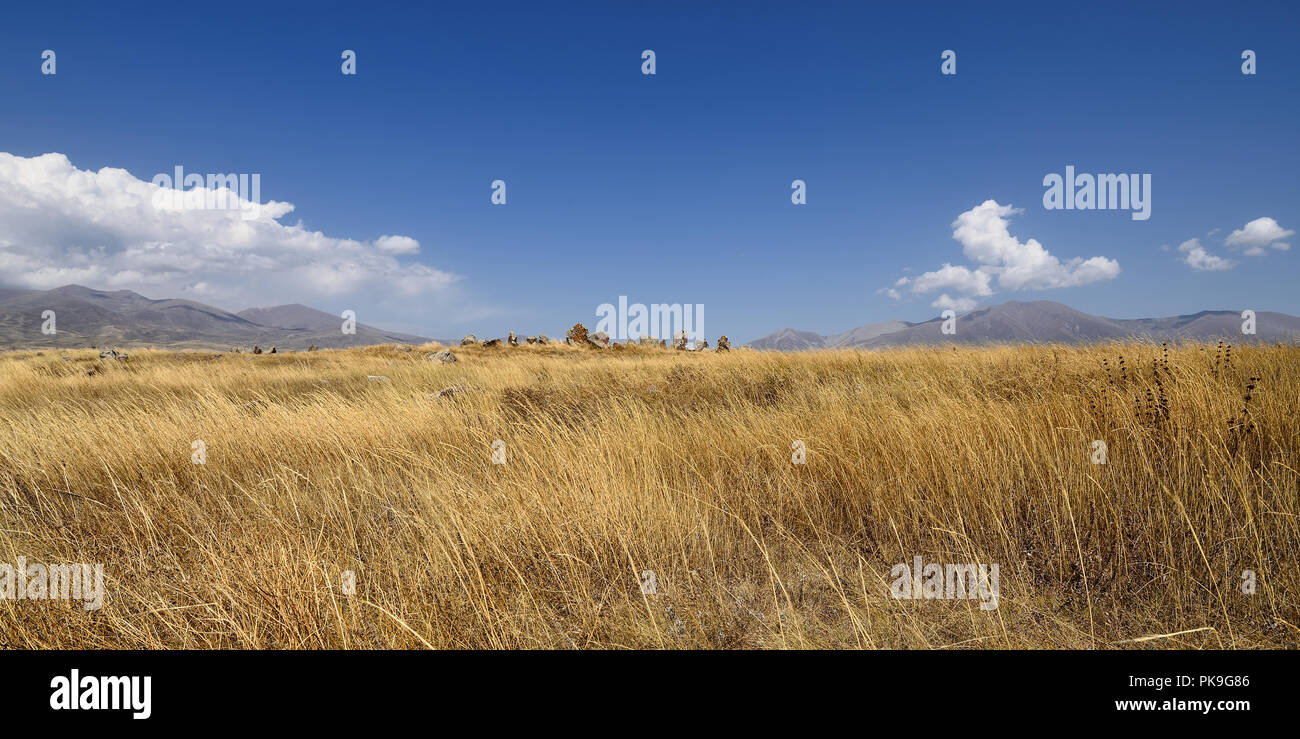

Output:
xmin=1 ymin=340 xmax=1296 ymax=648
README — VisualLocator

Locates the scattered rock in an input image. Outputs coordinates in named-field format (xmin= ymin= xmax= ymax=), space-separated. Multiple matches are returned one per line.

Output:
xmin=269 ymin=346 xmax=277 ymax=354
xmin=394 ymin=344 xmax=413 ymax=352
xmin=252 ymin=346 xmax=263 ymax=354
xmin=461 ymin=334 xmax=478 ymax=346
xmin=672 ymin=331 xmax=688 ymax=350
xmin=367 ymin=375 xmax=390 ymax=383
xmin=480 ymin=338 xmax=501 ymax=348
xmin=308 ymin=344 xmax=318 ymax=352
xmin=566 ymin=323 xmax=588 ymax=345
xmin=716 ymin=335 xmax=730 ymax=351
xmin=98 ymin=349 xmax=129 ymax=361
xmin=430 ymin=383 xmax=475 ymax=399
xmin=587 ymin=330 xmax=611 ymax=349
xmin=426 ymin=349 xmax=457 ymax=364
xmin=507 ymin=332 xmax=518 ymax=346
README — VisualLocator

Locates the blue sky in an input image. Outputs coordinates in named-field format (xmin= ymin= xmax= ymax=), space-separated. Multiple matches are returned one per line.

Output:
xmin=1 ymin=0 xmax=1296 ymax=341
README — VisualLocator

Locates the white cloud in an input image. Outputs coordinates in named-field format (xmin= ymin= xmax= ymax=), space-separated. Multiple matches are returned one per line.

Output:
xmin=0 ymin=152 xmax=462 ymax=317
xmin=951 ymin=200 xmax=1119 ymax=290
xmin=911 ymin=262 xmax=994 ymax=297
xmin=1225 ymin=217 xmax=1294 ymax=253
xmin=891 ymin=199 xmax=1120 ymax=310
xmin=1178 ymin=238 xmax=1234 ymax=271
xmin=373 ymin=235 xmax=421 ymax=254
xmin=877 ymin=287 xmax=902 ymax=300
xmin=931 ymin=294 xmax=977 ymax=312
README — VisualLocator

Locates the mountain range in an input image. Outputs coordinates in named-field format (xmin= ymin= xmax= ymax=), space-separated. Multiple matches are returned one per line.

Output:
xmin=0 ymin=285 xmax=438 ymax=350
xmin=748 ymin=301 xmax=1300 ymax=350
xmin=3 ymin=287 xmax=1297 ymax=352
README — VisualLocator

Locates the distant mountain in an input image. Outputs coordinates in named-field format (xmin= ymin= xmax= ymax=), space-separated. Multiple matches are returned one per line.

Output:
xmin=749 ymin=321 xmax=914 ymax=350
xmin=0 ymin=285 xmax=438 ymax=350
xmin=823 ymin=320 xmax=913 ymax=347
xmin=748 ymin=300 xmax=1300 ymax=350
xmin=235 ymin=303 xmax=430 ymax=345
xmin=747 ymin=328 xmax=827 ymax=351
xmin=237 ymin=304 xmax=357 ymax=332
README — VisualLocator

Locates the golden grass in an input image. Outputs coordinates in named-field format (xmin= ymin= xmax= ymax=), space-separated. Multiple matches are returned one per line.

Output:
xmin=1 ymin=340 xmax=1297 ymax=649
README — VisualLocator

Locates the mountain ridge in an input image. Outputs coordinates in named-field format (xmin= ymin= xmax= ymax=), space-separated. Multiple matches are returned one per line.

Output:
xmin=0 ymin=284 xmax=440 ymax=349
xmin=748 ymin=300 xmax=1300 ymax=349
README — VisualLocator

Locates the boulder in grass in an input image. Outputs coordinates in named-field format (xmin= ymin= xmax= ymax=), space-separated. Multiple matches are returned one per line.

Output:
xmin=716 ymin=335 xmax=731 ymax=351
xmin=98 ymin=349 xmax=129 ymax=361
xmin=586 ymin=330 xmax=611 ymax=349
xmin=672 ymin=331 xmax=688 ymax=350
xmin=480 ymin=338 xmax=501 ymax=348
xmin=507 ymin=331 xmax=518 ymax=346
xmin=367 ymin=375 xmax=390 ymax=383
xmin=426 ymin=349 xmax=457 ymax=364
xmin=461 ymin=334 xmax=478 ymax=346
xmin=430 ymin=383 xmax=475 ymax=399
xmin=566 ymin=323 xmax=588 ymax=345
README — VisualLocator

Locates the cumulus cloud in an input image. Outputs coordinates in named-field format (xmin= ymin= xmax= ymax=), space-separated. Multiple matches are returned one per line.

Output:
xmin=1177 ymin=238 xmax=1234 ymax=271
xmin=910 ymin=262 xmax=994 ymax=296
xmin=0 ymin=152 xmax=461 ymax=318
xmin=1225 ymin=217 xmax=1294 ymax=254
xmin=950 ymin=200 xmax=1120 ymax=290
xmin=373 ymin=235 xmax=421 ymax=255
xmin=887 ymin=199 xmax=1120 ymax=311
xmin=930 ymin=294 xmax=978 ymax=312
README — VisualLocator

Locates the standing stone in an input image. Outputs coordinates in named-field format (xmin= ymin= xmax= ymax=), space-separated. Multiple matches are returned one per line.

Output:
xmin=566 ymin=324 xmax=589 ymax=345
xmin=716 ymin=335 xmax=731 ymax=351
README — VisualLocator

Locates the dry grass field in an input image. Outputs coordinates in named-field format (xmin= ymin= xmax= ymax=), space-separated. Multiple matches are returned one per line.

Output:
xmin=1 ymin=340 xmax=1297 ymax=649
